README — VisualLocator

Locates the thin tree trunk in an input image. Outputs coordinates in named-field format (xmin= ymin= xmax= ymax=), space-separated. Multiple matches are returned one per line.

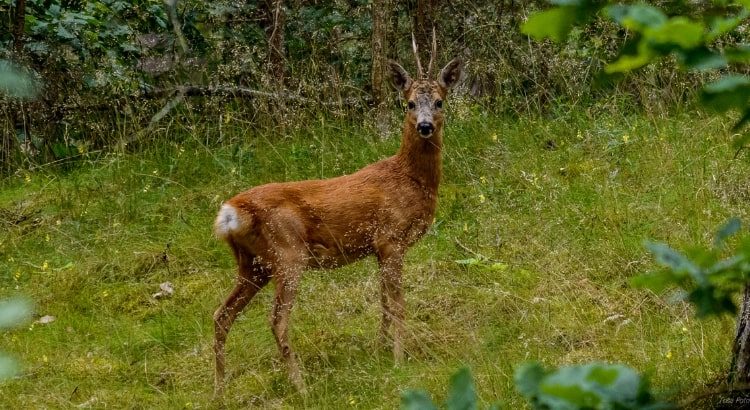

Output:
xmin=731 ymin=285 xmax=750 ymax=383
xmin=372 ymin=0 xmax=388 ymax=105
xmin=412 ymin=0 xmax=436 ymax=71
xmin=13 ymin=0 xmax=25 ymax=54
xmin=5 ymin=0 xmax=27 ymax=172
xmin=372 ymin=0 xmax=390 ymax=138
xmin=266 ymin=0 xmax=287 ymax=125
xmin=268 ymin=0 xmax=286 ymax=88
xmin=164 ymin=0 xmax=189 ymax=59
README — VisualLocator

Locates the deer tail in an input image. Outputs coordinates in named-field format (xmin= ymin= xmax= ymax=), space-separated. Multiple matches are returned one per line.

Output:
xmin=214 ymin=203 xmax=252 ymax=240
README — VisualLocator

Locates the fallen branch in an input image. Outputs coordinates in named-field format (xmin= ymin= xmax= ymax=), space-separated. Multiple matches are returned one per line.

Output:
xmin=138 ymin=84 xmax=311 ymax=101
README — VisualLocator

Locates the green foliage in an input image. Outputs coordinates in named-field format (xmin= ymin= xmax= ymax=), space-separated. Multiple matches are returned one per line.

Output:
xmin=404 ymin=363 xmax=668 ymax=410
xmin=635 ymin=218 xmax=750 ymax=317
xmin=0 ymin=298 xmax=32 ymax=379
xmin=515 ymin=362 xmax=669 ymax=410
xmin=522 ymin=1 xmax=604 ymax=43
xmin=0 ymin=60 xmax=39 ymax=99
xmin=525 ymin=1 xmax=750 ymax=145
xmin=401 ymin=368 xmax=494 ymax=410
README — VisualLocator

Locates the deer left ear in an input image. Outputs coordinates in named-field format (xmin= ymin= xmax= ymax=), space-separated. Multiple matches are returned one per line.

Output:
xmin=438 ymin=58 xmax=463 ymax=90
xmin=388 ymin=60 xmax=413 ymax=92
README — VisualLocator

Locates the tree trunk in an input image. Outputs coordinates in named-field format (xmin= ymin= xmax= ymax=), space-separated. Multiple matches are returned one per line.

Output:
xmin=13 ymin=0 xmax=25 ymax=54
xmin=372 ymin=0 xmax=391 ymax=139
xmin=411 ymin=0 xmax=437 ymax=67
xmin=372 ymin=0 xmax=388 ymax=106
xmin=731 ymin=285 xmax=750 ymax=383
xmin=5 ymin=0 xmax=27 ymax=172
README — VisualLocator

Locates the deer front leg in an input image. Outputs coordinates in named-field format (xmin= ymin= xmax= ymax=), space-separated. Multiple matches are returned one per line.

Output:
xmin=378 ymin=250 xmax=405 ymax=364
xmin=270 ymin=265 xmax=307 ymax=393
xmin=213 ymin=269 xmax=269 ymax=398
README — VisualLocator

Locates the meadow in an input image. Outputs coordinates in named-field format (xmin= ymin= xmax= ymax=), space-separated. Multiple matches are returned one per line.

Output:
xmin=0 ymin=105 xmax=744 ymax=408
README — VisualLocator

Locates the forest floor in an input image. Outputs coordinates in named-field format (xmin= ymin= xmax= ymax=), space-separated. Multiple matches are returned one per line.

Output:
xmin=0 ymin=108 xmax=744 ymax=408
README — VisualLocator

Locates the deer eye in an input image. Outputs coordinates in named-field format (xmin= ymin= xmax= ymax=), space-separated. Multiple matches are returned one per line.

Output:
xmin=435 ymin=100 xmax=443 ymax=109
xmin=407 ymin=101 xmax=416 ymax=110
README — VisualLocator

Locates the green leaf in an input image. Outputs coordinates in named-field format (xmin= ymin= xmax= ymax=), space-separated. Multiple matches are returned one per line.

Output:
xmin=688 ymin=286 xmax=737 ymax=317
xmin=0 ymin=355 xmax=18 ymax=380
xmin=605 ymin=49 xmax=654 ymax=73
xmin=0 ymin=298 xmax=32 ymax=329
xmin=606 ymin=4 xmax=667 ymax=30
xmin=446 ymin=368 xmax=477 ymax=410
xmin=725 ymin=45 xmax=750 ymax=64
xmin=540 ymin=382 xmax=602 ymax=408
xmin=680 ymin=48 xmax=727 ymax=71
xmin=645 ymin=242 xmax=706 ymax=285
xmin=707 ymin=10 xmax=750 ymax=41
xmin=519 ymin=363 xmax=661 ymax=409
xmin=522 ymin=7 xmax=578 ymax=43
xmin=715 ymin=218 xmax=742 ymax=248
xmin=645 ymin=17 xmax=705 ymax=49
xmin=700 ymin=75 xmax=750 ymax=112
xmin=401 ymin=390 xmax=438 ymax=410
xmin=0 ymin=61 xmax=40 ymax=99
xmin=515 ymin=362 xmax=547 ymax=398
xmin=55 ymin=24 xmax=76 ymax=40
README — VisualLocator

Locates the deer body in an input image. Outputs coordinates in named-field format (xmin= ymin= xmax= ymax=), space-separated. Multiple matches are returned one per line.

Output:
xmin=212 ymin=56 xmax=462 ymax=396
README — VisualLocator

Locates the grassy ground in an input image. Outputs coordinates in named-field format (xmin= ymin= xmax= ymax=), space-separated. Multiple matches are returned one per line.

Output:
xmin=0 ymin=106 xmax=745 ymax=408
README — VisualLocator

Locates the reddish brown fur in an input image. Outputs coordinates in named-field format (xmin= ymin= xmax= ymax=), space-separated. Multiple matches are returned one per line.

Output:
xmin=212 ymin=58 xmax=463 ymax=396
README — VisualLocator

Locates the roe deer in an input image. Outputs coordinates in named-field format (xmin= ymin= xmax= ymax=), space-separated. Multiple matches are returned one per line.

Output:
xmin=212 ymin=43 xmax=463 ymax=395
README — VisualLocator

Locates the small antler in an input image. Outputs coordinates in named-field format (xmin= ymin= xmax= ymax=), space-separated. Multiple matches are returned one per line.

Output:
xmin=411 ymin=32 xmax=424 ymax=79
xmin=427 ymin=28 xmax=437 ymax=79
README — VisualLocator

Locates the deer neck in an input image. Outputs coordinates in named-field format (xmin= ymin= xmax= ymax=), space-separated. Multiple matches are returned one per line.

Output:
xmin=395 ymin=120 xmax=442 ymax=191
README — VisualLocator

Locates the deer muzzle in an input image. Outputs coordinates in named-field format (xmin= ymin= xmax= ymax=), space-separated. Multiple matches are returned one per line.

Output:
xmin=417 ymin=122 xmax=434 ymax=138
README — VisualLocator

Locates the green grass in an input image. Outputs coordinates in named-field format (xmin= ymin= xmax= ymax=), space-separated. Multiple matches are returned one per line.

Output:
xmin=0 ymin=107 xmax=745 ymax=408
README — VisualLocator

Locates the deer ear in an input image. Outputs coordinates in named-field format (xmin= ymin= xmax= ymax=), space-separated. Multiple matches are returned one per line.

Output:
xmin=438 ymin=58 xmax=463 ymax=90
xmin=388 ymin=60 xmax=412 ymax=92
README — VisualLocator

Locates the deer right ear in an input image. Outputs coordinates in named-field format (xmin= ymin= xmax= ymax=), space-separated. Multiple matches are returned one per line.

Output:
xmin=387 ymin=60 xmax=412 ymax=93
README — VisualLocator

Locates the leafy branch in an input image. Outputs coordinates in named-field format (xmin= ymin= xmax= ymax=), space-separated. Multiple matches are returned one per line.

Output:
xmin=523 ymin=0 xmax=750 ymax=149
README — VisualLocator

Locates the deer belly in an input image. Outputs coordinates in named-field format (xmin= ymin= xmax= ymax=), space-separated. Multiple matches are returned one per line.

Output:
xmin=306 ymin=241 xmax=373 ymax=269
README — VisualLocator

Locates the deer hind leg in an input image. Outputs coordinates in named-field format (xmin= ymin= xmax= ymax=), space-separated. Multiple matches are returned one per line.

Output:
xmin=270 ymin=262 xmax=306 ymax=393
xmin=378 ymin=249 xmax=405 ymax=364
xmin=213 ymin=249 xmax=270 ymax=397
xmin=379 ymin=275 xmax=393 ymax=346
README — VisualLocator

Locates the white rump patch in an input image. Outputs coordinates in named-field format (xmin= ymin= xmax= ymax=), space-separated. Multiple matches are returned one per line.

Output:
xmin=215 ymin=203 xmax=240 ymax=238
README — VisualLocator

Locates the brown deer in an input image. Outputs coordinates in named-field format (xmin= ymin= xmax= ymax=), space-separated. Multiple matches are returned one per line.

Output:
xmin=212 ymin=38 xmax=463 ymax=395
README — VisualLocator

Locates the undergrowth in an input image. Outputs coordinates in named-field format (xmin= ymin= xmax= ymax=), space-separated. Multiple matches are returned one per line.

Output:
xmin=0 ymin=106 xmax=744 ymax=408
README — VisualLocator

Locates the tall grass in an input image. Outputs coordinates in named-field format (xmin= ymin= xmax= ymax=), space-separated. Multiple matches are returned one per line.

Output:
xmin=0 ymin=104 xmax=744 ymax=408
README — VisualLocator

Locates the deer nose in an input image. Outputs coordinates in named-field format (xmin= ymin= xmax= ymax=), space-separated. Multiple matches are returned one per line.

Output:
xmin=417 ymin=122 xmax=434 ymax=137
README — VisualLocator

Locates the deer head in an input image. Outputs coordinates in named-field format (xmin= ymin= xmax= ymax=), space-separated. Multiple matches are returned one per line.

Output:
xmin=387 ymin=33 xmax=463 ymax=139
